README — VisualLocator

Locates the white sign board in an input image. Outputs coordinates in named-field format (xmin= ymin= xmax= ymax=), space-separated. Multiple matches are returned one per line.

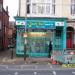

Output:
xmin=55 ymin=22 xmax=64 ymax=26
xmin=16 ymin=20 xmax=25 ymax=25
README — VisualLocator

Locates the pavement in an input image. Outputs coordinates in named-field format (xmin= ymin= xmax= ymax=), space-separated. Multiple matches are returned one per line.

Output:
xmin=0 ymin=64 xmax=75 ymax=75
xmin=0 ymin=48 xmax=51 ymax=65
xmin=0 ymin=48 xmax=75 ymax=70
xmin=0 ymin=49 xmax=75 ymax=75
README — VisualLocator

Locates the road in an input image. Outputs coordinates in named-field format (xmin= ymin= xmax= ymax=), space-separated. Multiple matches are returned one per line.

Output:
xmin=0 ymin=64 xmax=75 ymax=75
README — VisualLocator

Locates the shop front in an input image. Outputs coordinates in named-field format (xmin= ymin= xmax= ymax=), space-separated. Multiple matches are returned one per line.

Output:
xmin=15 ymin=17 xmax=66 ymax=62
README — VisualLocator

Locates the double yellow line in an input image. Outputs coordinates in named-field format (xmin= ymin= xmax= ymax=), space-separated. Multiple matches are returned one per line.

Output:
xmin=62 ymin=64 xmax=75 ymax=68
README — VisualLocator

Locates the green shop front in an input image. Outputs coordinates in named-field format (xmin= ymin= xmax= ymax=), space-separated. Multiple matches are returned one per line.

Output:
xmin=15 ymin=17 xmax=66 ymax=63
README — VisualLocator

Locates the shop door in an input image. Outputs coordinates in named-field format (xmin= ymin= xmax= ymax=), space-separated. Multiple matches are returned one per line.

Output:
xmin=66 ymin=32 xmax=72 ymax=48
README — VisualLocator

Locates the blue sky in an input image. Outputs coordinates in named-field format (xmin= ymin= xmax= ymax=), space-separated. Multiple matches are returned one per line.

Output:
xmin=4 ymin=0 xmax=19 ymax=21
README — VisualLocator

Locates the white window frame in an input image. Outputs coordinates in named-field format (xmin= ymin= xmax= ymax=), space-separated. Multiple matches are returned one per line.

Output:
xmin=46 ymin=4 xmax=50 ymax=14
xmin=52 ymin=0 xmax=55 ymax=15
xmin=37 ymin=3 xmax=45 ymax=14
xmin=32 ymin=3 xmax=37 ymax=14
xmin=27 ymin=4 xmax=30 ymax=14
xmin=71 ymin=0 xmax=75 ymax=15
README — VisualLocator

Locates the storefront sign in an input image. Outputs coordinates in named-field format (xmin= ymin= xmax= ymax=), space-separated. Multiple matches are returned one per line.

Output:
xmin=27 ymin=20 xmax=55 ymax=29
xmin=55 ymin=22 xmax=64 ymax=26
xmin=16 ymin=20 xmax=25 ymax=25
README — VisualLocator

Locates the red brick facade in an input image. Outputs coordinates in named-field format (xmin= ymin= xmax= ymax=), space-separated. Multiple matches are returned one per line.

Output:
xmin=0 ymin=0 xmax=9 ymax=50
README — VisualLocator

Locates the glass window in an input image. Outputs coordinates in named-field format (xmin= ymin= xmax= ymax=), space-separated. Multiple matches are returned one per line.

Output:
xmin=46 ymin=4 xmax=50 ymax=14
xmin=32 ymin=4 xmax=37 ymax=13
xmin=52 ymin=0 xmax=55 ymax=14
xmin=52 ymin=0 xmax=55 ymax=4
xmin=27 ymin=0 xmax=30 ymax=3
xmin=52 ymin=4 xmax=55 ymax=14
xmin=71 ymin=0 xmax=75 ymax=3
xmin=27 ymin=4 xmax=30 ymax=14
xmin=71 ymin=0 xmax=75 ymax=15
xmin=38 ymin=4 xmax=45 ymax=14
xmin=71 ymin=5 xmax=75 ymax=14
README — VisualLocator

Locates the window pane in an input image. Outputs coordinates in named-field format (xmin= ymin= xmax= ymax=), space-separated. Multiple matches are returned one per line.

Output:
xmin=27 ymin=0 xmax=30 ymax=2
xmin=52 ymin=5 xmax=55 ymax=14
xmin=46 ymin=4 xmax=50 ymax=14
xmin=71 ymin=5 xmax=75 ymax=14
xmin=38 ymin=4 xmax=45 ymax=14
xmin=27 ymin=4 xmax=30 ymax=14
xmin=32 ymin=4 xmax=36 ymax=13
xmin=52 ymin=0 xmax=55 ymax=4
xmin=71 ymin=0 xmax=75 ymax=3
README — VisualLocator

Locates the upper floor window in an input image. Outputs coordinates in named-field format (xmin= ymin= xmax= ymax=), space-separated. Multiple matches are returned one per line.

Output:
xmin=31 ymin=0 xmax=56 ymax=15
xmin=52 ymin=0 xmax=55 ymax=14
xmin=27 ymin=4 xmax=30 ymax=14
xmin=52 ymin=4 xmax=55 ymax=14
xmin=71 ymin=0 xmax=75 ymax=15
xmin=27 ymin=0 xmax=31 ymax=14
xmin=52 ymin=0 xmax=55 ymax=4
xmin=71 ymin=0 xmax=75 ymax=3
xmin=32 ymin=3 xmax=37 ymax=14
xmin=46 ymin=4 xmax=50 ymax=14
xmin=27 ymin=0 xmax=30 ymax=3
xmin=38 ymin=4 xmax=45 ymax=14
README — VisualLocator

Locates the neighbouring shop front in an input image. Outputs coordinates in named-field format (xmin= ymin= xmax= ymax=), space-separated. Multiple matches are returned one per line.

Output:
xmin=15 ymin=17 xmax=66 ymax=63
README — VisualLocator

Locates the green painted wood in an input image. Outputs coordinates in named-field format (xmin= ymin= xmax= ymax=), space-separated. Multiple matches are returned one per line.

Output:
xmin=15 ymin=17 xmax=67 ymax=60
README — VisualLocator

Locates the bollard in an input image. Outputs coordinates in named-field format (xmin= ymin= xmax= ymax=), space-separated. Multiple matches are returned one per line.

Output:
xmin=11 ymin=49 xmax=13 ymax=59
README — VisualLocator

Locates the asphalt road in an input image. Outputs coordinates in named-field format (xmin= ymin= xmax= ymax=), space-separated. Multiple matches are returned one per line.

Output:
xmin=0 ymin=65 xmax=75 ymax=75
xmin=0 ymin=68 xmax=75 ymax=75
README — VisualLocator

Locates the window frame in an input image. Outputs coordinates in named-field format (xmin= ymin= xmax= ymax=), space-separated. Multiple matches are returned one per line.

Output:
xmin=32 ymin=3 xmax=37 ymax=14
xmin=27 ymin=4 xmax=30 ymax=14
xmin=71 ymin=0 xmax=75 ymax=15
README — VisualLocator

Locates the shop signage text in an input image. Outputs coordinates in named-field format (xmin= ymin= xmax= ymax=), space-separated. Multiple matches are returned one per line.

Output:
xmin=27 ymin=20 xmax=55 ymax=29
